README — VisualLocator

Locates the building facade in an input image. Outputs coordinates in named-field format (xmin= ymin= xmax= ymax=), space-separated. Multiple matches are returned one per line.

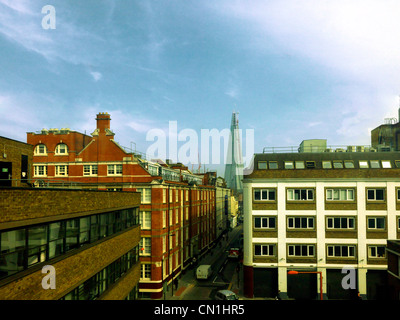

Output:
xmin=27 ymin=113 xmax=230 ymax=299
xmin=0 ymin=136 xmax=33 ymax=187
xmin=243 ymin=145 xmax=400 ymax=299
xmin=0 ymin=187 xmax=141 ymax=300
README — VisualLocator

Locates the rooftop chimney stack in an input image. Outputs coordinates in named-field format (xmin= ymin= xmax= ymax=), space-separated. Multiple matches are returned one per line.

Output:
xmin=96 ymin=112 xmax=111 ymax=133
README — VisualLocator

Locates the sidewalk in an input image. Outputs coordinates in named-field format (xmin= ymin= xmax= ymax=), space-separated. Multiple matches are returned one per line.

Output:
xmin=168 ymin=226 xmax=243 ymax=300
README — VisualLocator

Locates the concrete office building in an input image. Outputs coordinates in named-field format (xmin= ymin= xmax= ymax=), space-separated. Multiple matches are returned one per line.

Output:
xmin=243 ymin=142 xmax=400 ymax=299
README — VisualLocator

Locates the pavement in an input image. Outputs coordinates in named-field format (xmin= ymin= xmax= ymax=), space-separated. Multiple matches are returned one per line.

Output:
xmin=167 ymin=225 xmax=244 ymax=300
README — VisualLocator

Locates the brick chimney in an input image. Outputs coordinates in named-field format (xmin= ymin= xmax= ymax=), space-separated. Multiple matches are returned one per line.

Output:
xmin=96 ymin=112 xmax=111 ymax=133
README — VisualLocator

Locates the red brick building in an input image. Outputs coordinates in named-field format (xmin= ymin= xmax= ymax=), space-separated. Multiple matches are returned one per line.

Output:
xmin=27 ymin=112 xmax=230 ymax=299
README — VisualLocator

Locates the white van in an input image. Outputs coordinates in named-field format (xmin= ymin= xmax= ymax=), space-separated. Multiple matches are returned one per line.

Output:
xmin=196 ymin=265 xmax=212 ymax=280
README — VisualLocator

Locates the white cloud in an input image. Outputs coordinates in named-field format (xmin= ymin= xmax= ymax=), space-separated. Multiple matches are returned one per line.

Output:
xmin=212 ymin=0 xmax=400 ymax=144
xmin=90 ymin=71 xmax=102 ymax=82
xmin=216 ymin=1 xmax=400 ymax=79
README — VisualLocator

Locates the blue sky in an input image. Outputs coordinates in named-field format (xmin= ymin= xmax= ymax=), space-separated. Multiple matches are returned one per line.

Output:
xmin=1 ymin=0 xmax=400 ymax=175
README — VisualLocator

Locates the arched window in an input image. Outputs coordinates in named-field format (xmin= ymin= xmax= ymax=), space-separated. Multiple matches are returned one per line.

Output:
xmin=55 ymin=143 xmax=68 ymax=155
xmin=34 ymin=144 xmax=47 ymax=155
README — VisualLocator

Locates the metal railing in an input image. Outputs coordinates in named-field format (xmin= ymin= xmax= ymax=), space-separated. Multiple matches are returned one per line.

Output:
xmin=0 ymin=178 xmax=83 ymax=189
xmin=262 ymin=145 xmax=374 ymax=154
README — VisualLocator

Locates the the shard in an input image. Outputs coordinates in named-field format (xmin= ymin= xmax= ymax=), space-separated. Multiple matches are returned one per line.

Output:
xmin=224 ymin=111 xmax=243 ymax=195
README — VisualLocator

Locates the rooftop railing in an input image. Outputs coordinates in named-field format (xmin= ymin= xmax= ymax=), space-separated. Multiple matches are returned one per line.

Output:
xmin=262 ymin=145 xmax=374 ymax=154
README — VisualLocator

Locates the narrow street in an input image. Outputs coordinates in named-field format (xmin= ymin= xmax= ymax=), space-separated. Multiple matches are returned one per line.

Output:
xmin=167 ymin=224 xmax=243 ymax=300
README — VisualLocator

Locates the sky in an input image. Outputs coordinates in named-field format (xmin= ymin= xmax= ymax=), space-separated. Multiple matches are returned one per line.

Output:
xmin=1 ymin=0 xmax=400 ymax=176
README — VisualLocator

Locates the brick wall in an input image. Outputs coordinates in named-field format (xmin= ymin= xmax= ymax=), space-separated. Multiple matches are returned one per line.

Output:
xmin=0 ymin=188 xmax=141 ymax=227
xmin=0 ymin=136 xmax=33 ymax=187
xmin=0 ymin=225 xmax=140 ymax=300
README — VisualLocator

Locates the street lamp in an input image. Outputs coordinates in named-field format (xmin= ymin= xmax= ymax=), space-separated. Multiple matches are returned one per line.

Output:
xmin=288 ymin=270 xmax=323 ymax=300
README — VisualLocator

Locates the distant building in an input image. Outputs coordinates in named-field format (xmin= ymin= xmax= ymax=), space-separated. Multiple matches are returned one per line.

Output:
xmin=224 ymin=112 xmax=243 ymax=195
xmin=371 ymin=109 xmax=400 ymax=152
xmin=0 ymin=136 xmax=33 ymax=187
xmin=27 ymin=113 xmax=232 ymax=299
xmin=243 ymin=141 xmax=400 ymax=299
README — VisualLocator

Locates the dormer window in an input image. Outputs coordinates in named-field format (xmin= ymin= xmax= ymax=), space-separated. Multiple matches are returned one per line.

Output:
xmin=34 ymin=144 xmax=47 ymax=156
xmin=55 ymin=143 xmax=68 ymax=155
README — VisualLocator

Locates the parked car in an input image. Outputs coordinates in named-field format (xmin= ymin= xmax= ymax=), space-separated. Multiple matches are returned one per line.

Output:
xmin=196 ymin=265 xmax=213 ymax=280
xmin=215 ymin=290 xmax=239 ymax=300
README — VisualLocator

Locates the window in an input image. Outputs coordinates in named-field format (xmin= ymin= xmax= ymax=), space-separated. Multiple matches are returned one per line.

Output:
xmin=288 ymin=245 xmax=315 ymax=257
xmin=136 ymin=188 xmax=151 ymax=203
xmin=326 ymin=188 xmax=355 ymax=201
xmin=359 ymin=161 xmax=369 ymax=168
xmin=141 ymin=264 xmax=151 ymax=280
xmin=107 ymin=164 xmax=122 ymax=175
xmin=34 ymin=165 xmax=47 ymax=177
xmin=162 ymin=235 xmax=166 ymax=252
xmin=34 ymin=144 xmax=47 ymax=155
xmin=139 ymin=211 xmax=151 ymax=229
xmin=284 ymin=161 xmax=294 ymax=169
xmin=27 ymin=225 xmax=47 ymax=267
xmin=162 ymin=211 xmax=166 ymax=228
xmin=395 ymin=160 xmax=400 ymax=168
xmin=269 ymin=161 xmax=278 ymax=169
xmin=79 ymin=217 xmax=90 ymax=246
xmin=55 ymin=165 xmax=68 ymax=176
xmin=295 ymin=161 xmax=305 ymax=169
xmin=254 ymin=244 xmax=275 ymax=256
xmin=254 ymin=188 xmax=276 ymax=201
xmin=367 ymin=188 xmax=385 ymax=201
xmin=327 ymin=217 xmax=355 ymax=229
xmin=367 ymin=217 xmax=385 ymax=230
xmin=368 ymin=246 xmax=386 ymax=258
xmin=322 ymin=161 xmax=332 ymax=169
xmin=48 ymin=222 xmax=65 ymax=259
xmin=83 ymin=165 xmax=98 ymax=176
xmin=287 ymin=188 xmax=314 ymax=201
xmin=55 ymin=144 xmax=68 ymax=155
xmin=305 ymin=161 xmax=315 ymax=169
xmin=0 ymin=229 xmax=26 ymax=277
xmin=139 ymin=238 xmax=151 ymax=255
xmin=333 ymin=161 xmax=343 ymax=169
xmin=370 ymin=160 xmax=380 ymax=169
xmin=287 ymin=217 xmax=314 ymax=229
xmin=254 ymin=217 xmax=276 ymax=229
xmin=327 ymin=245 xmax=356 ymax=257
xmin=258 ymin=161 xmax=267 ymax=169
xmin=344 ymin=160 xmax=355 ymax=168
xmin=382 ymin=160 xmax=392 ymax=168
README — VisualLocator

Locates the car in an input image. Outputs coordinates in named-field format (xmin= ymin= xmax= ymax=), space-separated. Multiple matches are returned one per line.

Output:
xmin=214 ymin=290 xmax=239 ymax=300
